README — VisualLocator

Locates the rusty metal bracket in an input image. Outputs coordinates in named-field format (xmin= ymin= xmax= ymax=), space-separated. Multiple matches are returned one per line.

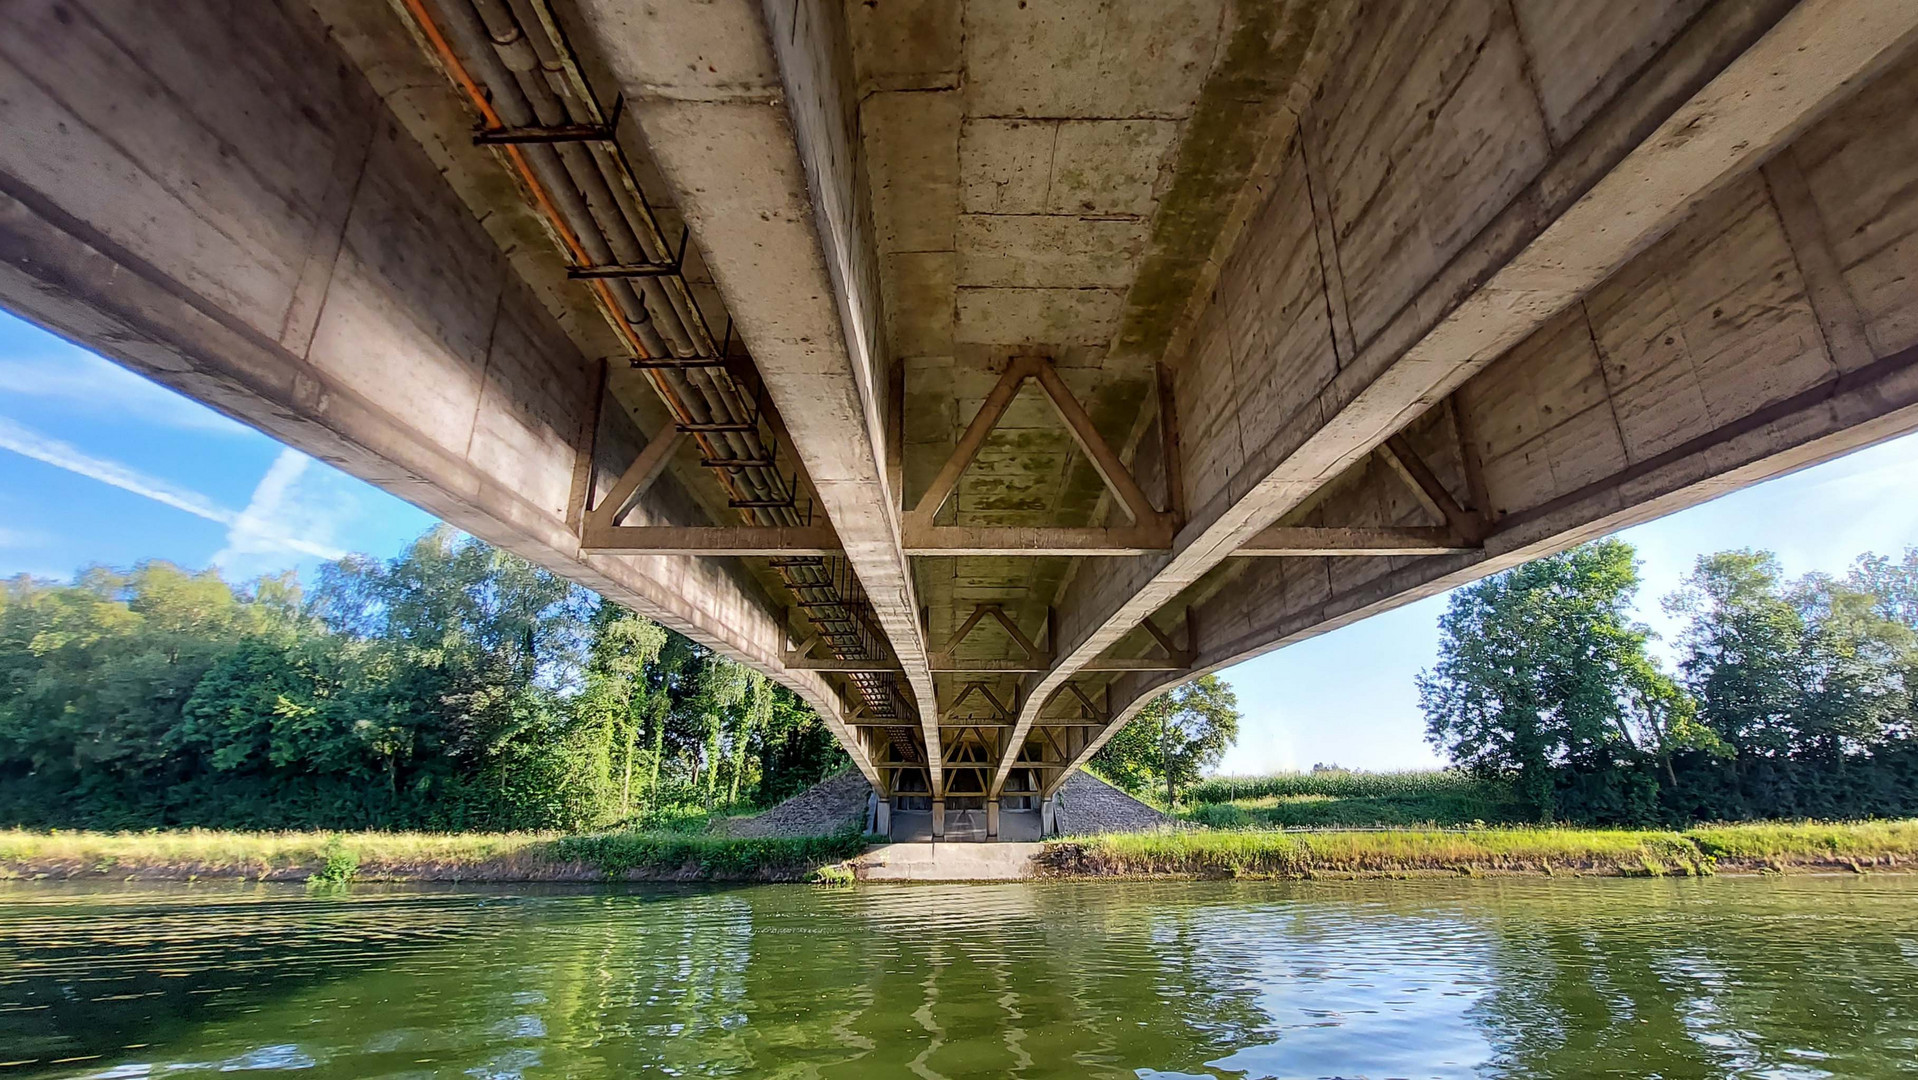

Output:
xmin=568 ymin=225 xmax=691 ymax=279
xmin=474 ymin=94 xmax=624 ymax=145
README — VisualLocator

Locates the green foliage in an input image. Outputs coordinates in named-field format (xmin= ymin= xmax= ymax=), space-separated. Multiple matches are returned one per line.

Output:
xmin=1419 ymin=540 xmax=1701 ymax=819
xmin=1090 ymin=673 xmax=1239 ymax=806
xmin=1181 ymin=769 xmax=1524 ymax=827
xmin=1188 ymin=768 xmax=1497 ymax=804
xmin=810 ymin=862 xmax=857 ymax=886
xmin=552 ymin=827 xmax=869 ymax=879
xmin=1417 ymin=540 xmax=1918 ymax=825
xmin=1669 ymin=550 xmax=1915 ymax=759
xmin=309 ymin=836 xmax=359 ymax=884
xmin=0 ymin=827 xmax=875 ymax=882
xmin=1569 ymin=745 xmax=1918 ymax=824
xmin=0 ymin=528 xmax=848 ymax=832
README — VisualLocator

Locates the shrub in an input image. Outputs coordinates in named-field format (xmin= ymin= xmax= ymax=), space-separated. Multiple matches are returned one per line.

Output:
xmin=552 ymin=827 xmax=869 ymax=879
xmin=309 ymin=836 xmax=359 ymax=884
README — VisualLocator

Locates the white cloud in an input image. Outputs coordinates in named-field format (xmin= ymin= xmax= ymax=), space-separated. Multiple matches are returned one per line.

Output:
xmin=210 ymin=448 xmax=352 ymax=576
xmin=0 ymin=418 xmax=345 ymax=571
xmin=0 ymin=347 xmax=251 ymax=436
xmin=0 ymin=415 xmax=240 ymax=524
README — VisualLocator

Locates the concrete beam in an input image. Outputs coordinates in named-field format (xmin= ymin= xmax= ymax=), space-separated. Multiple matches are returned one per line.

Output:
xmin=1234 ymin=526 xmax=1475 ymax=557
xmin=1046 ymin=50 xmax=1918 ymax=786
xmin=994 ymin=0 xmax=1918 ymax=795
xmin=0 ymin=0 xmax=879 ymax=786
xmin=570 ymin=0 xmax=945 ymax=791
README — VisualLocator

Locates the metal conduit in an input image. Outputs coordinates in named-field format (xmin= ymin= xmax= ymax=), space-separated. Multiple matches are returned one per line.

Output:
xmin=403 ymin=0 xmax=921 ymax=764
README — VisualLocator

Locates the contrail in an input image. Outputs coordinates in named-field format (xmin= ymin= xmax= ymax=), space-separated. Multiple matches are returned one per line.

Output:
xmin=0 ymin=417 xmax=344 ymax=561
xmin=0 ymin=415 xmax=237 ymax=524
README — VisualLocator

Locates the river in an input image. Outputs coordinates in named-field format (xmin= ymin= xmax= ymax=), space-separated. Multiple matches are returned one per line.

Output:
xmin=2 ymin=876 xmax=1914 ymax=1078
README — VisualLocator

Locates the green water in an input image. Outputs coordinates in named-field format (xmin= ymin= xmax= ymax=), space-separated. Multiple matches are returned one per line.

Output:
xmin=2 ymin=876 xmax=1915 ymax=1078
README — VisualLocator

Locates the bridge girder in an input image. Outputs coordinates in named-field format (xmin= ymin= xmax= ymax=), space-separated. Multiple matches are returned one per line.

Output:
xmin=4 ymin=0 xmax=1918 ymax=831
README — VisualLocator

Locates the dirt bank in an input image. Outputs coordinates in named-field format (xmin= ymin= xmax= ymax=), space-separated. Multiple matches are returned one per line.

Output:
xmin=1036 ymin=820 xmax=1918 ymax=879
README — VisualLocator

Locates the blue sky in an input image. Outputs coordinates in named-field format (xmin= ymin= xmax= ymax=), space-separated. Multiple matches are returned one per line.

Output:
xmin=4 ymin=309 xmax=1916 ymax=772
xmin=0 ymin=311 xmax=437 ymax=585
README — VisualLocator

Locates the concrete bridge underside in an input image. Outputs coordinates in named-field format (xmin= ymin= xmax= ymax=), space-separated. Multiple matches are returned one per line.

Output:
xmin=5 ymin=0 xmax=1918 ymax=838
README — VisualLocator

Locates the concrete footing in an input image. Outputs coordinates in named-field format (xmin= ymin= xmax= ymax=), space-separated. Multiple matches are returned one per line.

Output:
xmin=854 ymin=842 xmax=1045 ymax=882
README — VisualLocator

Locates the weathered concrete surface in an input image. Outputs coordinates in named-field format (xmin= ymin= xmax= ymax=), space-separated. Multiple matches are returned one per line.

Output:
xmin=567 ymin=0 xmax=943 ymax=787
xmin=5 ymin=0 xmax=1918 ymax=832
xmin=1051 ymin=11 xmax=1918 ymax=780
xmin=994 ymin=0 xmax=1918 ymax=794
xmin=0 ymin=0 xmax=881 ymax=780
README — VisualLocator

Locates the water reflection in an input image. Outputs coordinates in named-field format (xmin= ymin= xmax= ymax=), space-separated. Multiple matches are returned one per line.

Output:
xmin=2 ymin=877 xmax=1915 ymax=1078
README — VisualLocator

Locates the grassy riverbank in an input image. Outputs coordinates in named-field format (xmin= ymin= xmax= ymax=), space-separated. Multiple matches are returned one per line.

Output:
xmin=1040 ymin=820 xmax=1918 ymax=878
xmin=7 ymin=820 xmax=1916 ymax=884
xmin=0 ymin=827 xmax=870 ymax=883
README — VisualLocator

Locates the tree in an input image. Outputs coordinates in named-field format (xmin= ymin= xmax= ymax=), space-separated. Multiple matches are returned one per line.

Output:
xmin=1419 ymin=540 xmax=1700 ymax=818
xmin=1667 ymin=553 xmax=1915 ymax=762
xmin=1665 ymin=551 xmax=1807 ymax=759
xmin=1848 ymin=547 xmax=1918 ymax=629
xmin=574 ymin=606 xmax=668 ymax=819
xmin=1790 ymin=575 xmax=1914 ymax=757
xmin=753 ymin=687 xmax=850 ymax=804
xmin=0 ymin=531 xmax=850 ymax=831
xmin=1092 ymin=674 xmax=1239 ymax=806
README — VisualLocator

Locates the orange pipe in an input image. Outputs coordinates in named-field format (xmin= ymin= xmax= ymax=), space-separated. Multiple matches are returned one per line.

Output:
xmin=400 ymin=0 xmax=784 ymax=513
xmin=398 ymin=0 xmax=655 ymax=365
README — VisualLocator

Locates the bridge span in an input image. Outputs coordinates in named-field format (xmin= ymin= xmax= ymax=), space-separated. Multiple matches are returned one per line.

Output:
xmin=5 ymin=0 xmax=1918 ymax=838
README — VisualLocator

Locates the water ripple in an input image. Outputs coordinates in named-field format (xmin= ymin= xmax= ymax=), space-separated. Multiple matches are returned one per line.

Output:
xmin=1 ymin=878 xmax=1915 ymax=1079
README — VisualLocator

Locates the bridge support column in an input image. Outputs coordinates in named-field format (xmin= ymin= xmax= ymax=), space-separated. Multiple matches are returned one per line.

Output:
xmin=986 ymin=799 xmax=1000 ymax=840
xmin=874 ymin=798 xmax=891 ymax=839
xmin=1039 ymin=797 xmax=1058 ymax=838
xmin=930 ymin=799 xmax=946 ymax=839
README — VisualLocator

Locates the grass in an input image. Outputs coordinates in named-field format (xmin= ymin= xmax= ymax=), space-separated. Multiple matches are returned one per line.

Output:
xmin=551 ymin=829 xmax=870 ymax=879
xmin=1040 ymin=819 xmax=1918 ymax=879
xmin=0 ymin=826 xmax=873 ymax=883
xmin=1179 ymin=769 xmax=1526 ymax=828
xmin=1682 ymin=820 xmax=1918 ymax=862
xmin=810 ymin=863 xmax=857 ymax=886
xmin=10 ymin=814 xmax=1914 ymax=886
xmin=310 ymin=836 xmax=360 ymax=884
